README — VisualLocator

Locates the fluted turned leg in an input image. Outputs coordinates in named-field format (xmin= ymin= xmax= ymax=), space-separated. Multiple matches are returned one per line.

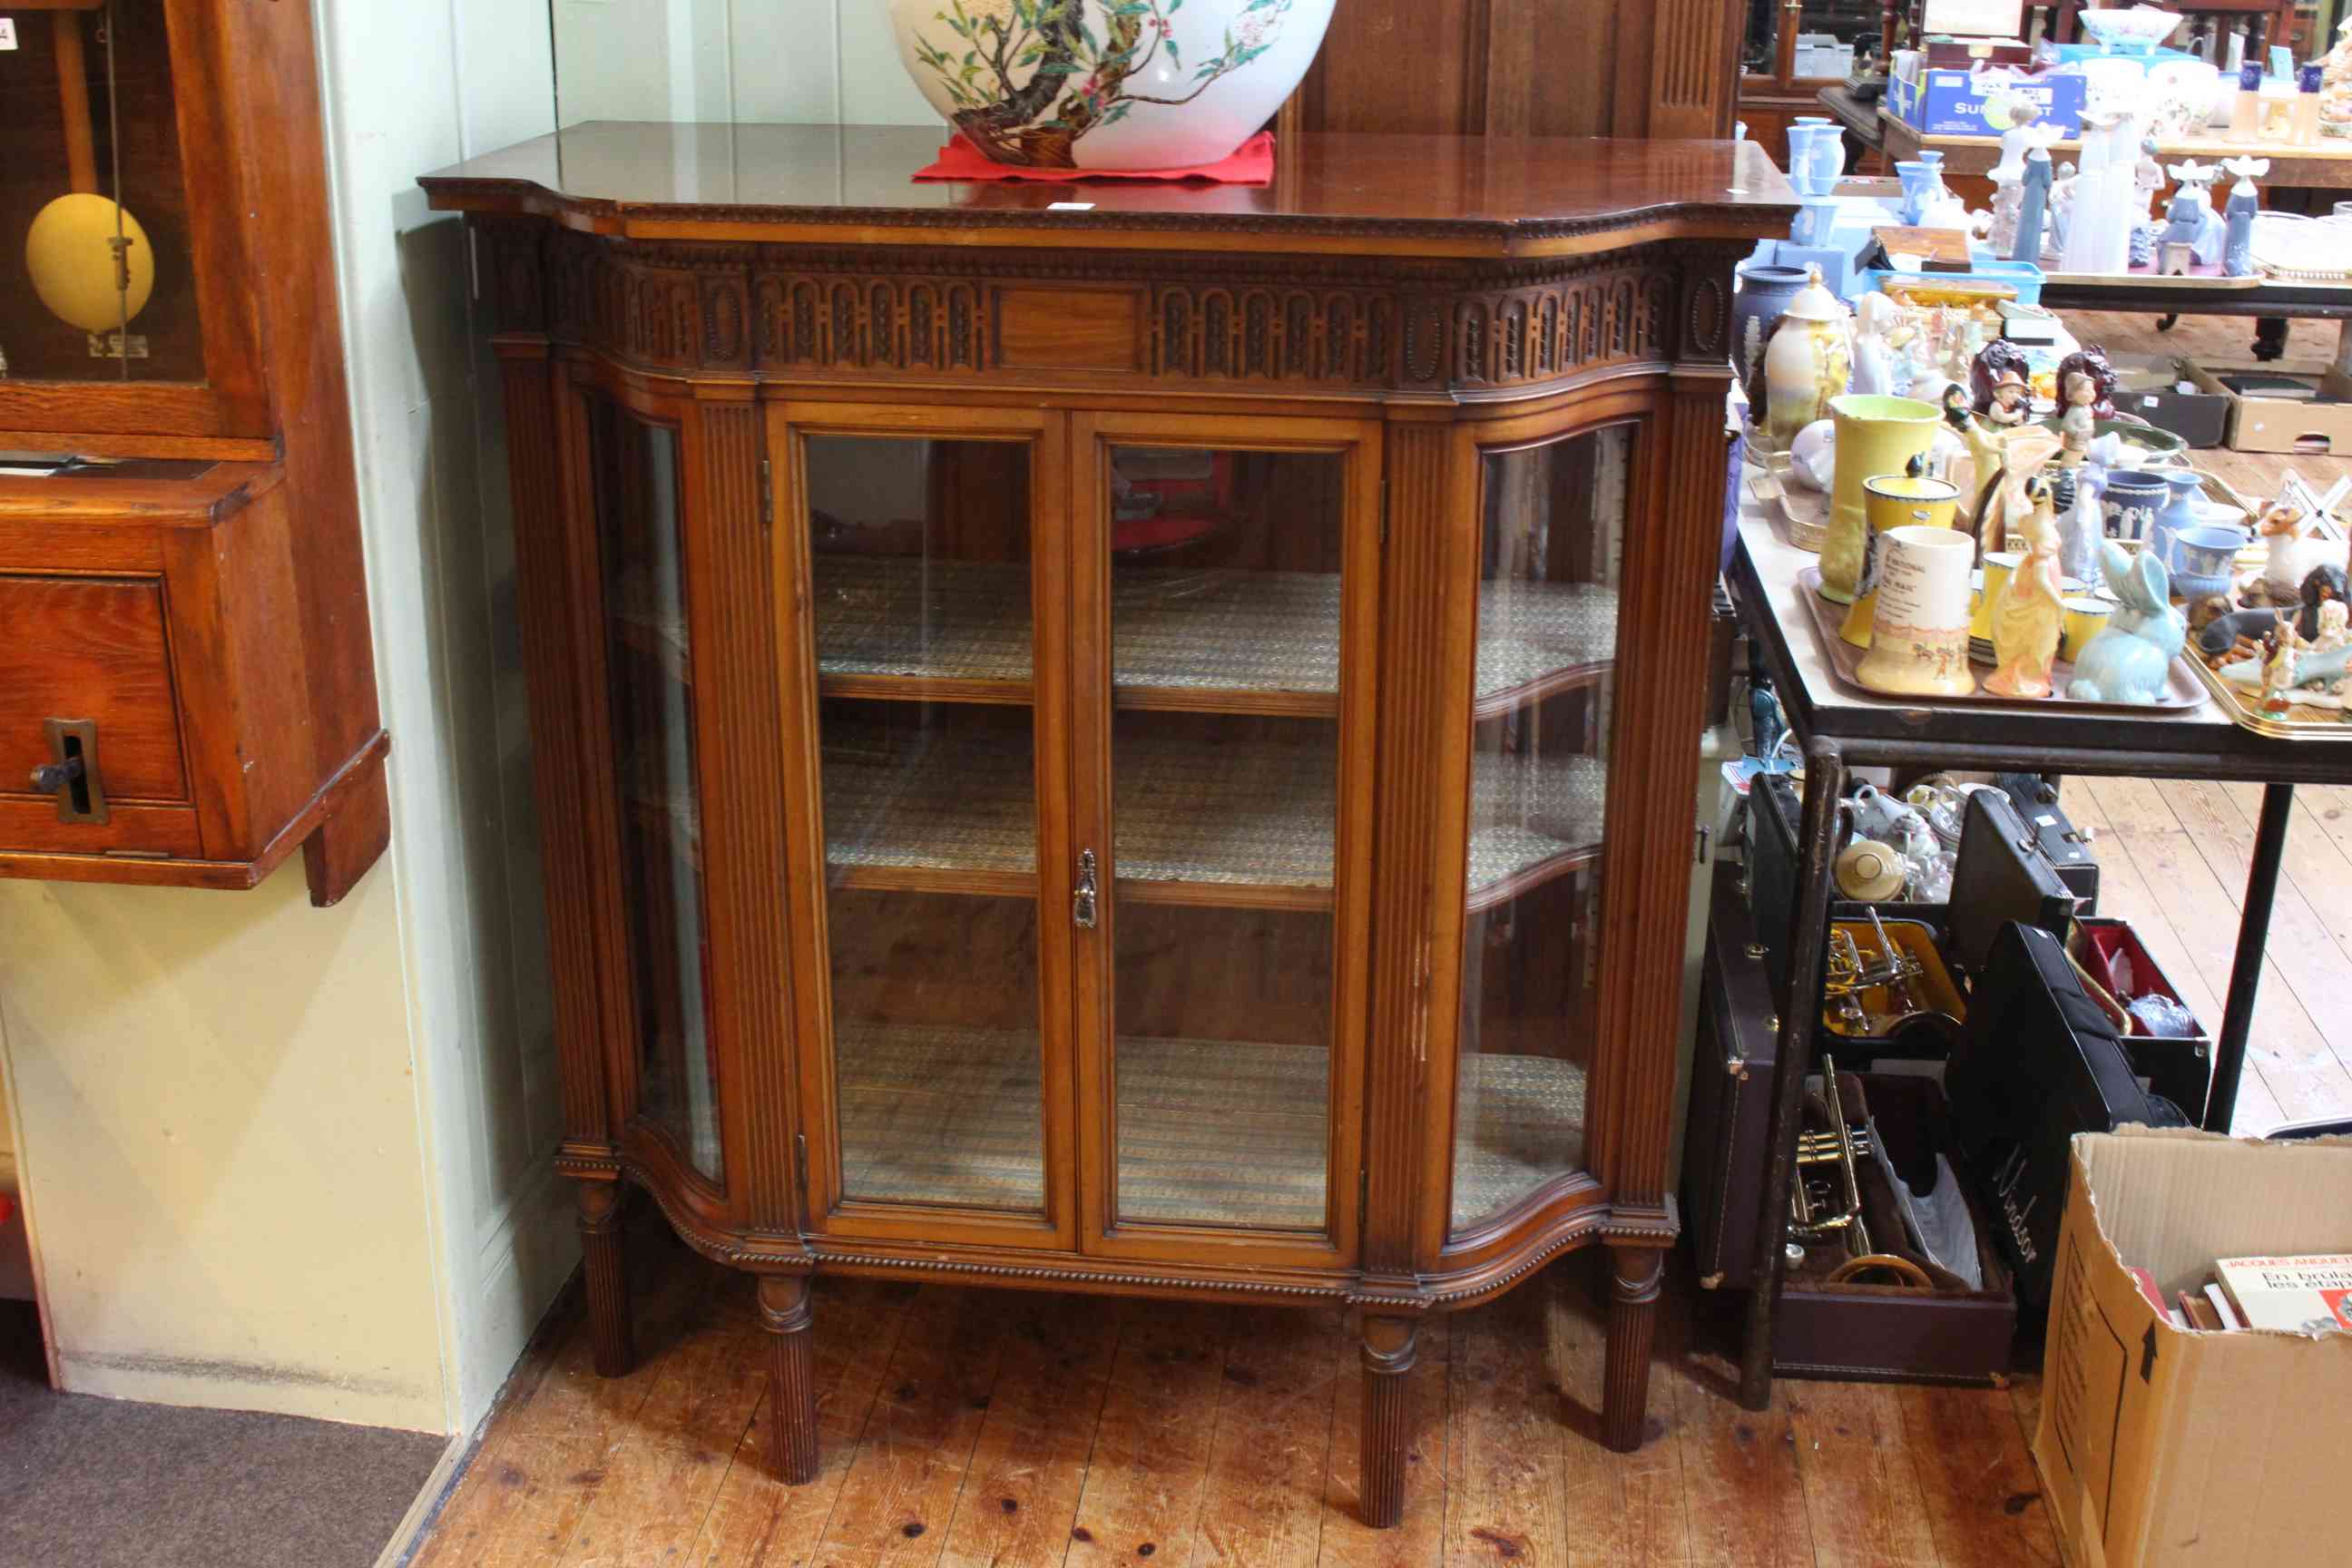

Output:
xmin=760 ymin=1275 xmax=820 ymax=1485
xmin=1358 ymin=1316 xmax=1419 ymax=1529
xmin=576 ymin=1181 xmax=634 ymax=1378
xmin=1601 ymin=1244 xmax=1664 ymax=1453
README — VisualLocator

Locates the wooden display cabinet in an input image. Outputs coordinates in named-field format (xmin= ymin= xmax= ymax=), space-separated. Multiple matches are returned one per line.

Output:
xmin=423 ymin=124 xmax=1791 ymax=1524
xmin=0 ymin=0 xmax=386 ymax=903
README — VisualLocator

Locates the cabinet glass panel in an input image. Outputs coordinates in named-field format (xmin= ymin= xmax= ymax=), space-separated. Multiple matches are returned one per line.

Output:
xmin=1106 ymin=446 xmax=1343 ymax=1232
xmin=591 ymin=397 xmax=721 ymax=1181
xmin=805 ymin=435 xmax=1047 ymax=1213
xmin=3 ymin=2 xmax=208 ymax=381
xmin=1451 ymin=425 xmax=1631 ymax=1232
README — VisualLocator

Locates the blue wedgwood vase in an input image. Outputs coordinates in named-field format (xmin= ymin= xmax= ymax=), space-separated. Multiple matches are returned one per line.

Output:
xmin=1732 ymin=261 xmax=1810 ymax=385
xmin=2102 ymin=469 xmax=2170 ymax=550
xmin=2151 ymin=470 xmax=2206 ymax=568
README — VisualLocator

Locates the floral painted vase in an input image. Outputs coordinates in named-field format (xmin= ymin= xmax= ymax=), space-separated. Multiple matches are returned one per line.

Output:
xmin=1761 ymin=266 xmax=1852 ymax=455
xmin=889 ymin=0 xmax=1337 ymax=169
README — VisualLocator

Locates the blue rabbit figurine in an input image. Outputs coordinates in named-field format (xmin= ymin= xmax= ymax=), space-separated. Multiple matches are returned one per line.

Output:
xmin=2068 ymin=542 xmax=2185 ymax=704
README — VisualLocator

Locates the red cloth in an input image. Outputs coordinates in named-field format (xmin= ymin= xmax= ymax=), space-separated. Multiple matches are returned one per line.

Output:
xmin=913 ymin=132 xmax=1275 ymax=186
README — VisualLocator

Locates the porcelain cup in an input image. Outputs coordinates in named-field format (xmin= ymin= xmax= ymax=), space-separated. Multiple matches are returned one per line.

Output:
xmin=1973 ymin=550 xmax=2024 ymax=645
xmin=1821 ymin=395 xmax=1944 ymax=604
xmin=1857 ymin=524 xmax=1979 ymax=697
xmin=2062 ymin=597 xmax=2116 ymax=662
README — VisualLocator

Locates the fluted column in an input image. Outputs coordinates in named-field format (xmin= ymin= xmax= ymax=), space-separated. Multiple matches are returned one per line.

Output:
xmin=576 ymin=1181 xmax=633 ymax=1378
xmin=760 ymin=1275 xmax=820 ymax=1484
xmin=1602 ymin=1244 xmax=1665 ymax=1452
xmin=1359 ymin=1317 xmax=1420 ymax=1528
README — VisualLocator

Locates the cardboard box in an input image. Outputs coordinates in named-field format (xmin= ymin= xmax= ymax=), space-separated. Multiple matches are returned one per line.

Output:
xmin=1891 ymin=66 xmax=2085 ymax=137
xmin=2183 ymin=358 xmax=2352 ymax=455
xmin=2034 ymin=1130 xmax=2352 ymax=1568
xmin=2110 ymin=355 xmax=2230 ymax=450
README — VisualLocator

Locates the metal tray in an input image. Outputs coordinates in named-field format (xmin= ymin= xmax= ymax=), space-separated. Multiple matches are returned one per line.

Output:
xmin=1798 ymin=568 xmax=2207 ymax=713
xmin=2188 ymin=654 xmax=2352 ymax=741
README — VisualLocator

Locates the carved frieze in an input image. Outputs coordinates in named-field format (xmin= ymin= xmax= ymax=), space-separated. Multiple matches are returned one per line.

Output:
xmin=489 ymin=227 xmax=1735 ymax=394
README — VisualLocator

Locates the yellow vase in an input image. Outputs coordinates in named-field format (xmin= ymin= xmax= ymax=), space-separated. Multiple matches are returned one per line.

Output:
xmin=1841 ymin=474 xmax=1963 ymax=647
xmin=1819 ymin=395 xmax=1943 ymax=604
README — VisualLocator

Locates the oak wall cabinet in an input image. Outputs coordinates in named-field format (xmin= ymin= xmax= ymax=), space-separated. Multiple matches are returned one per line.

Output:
xmin=423 ymin=125 xmax=1790 ymax=1525
xmin=0 ymin=0 xmax=386 ymax=903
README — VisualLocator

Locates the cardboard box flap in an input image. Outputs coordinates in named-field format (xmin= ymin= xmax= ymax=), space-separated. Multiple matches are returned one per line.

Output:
xmin=2074 ymin=1127 xmax=2352 ymax=1292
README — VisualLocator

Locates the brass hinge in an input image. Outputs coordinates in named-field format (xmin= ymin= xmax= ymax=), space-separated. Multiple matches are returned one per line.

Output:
xmin=793 ymin=1132 xmax=808 ymax=1194
xmin=760 ymin=457 xmax=774 ymax=532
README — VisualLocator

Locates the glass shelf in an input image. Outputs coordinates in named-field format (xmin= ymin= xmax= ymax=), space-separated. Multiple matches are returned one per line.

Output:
xmin=816 ymin=712 xmax=1603 ymax=909
xmin=808 ymin=554 xmax=1615 ymax=716
xmin=834 ymin=1020 xmax=1580 ymax=1227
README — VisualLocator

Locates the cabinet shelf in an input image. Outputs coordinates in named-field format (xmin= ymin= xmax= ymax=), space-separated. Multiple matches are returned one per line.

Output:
xmin=835 ymin=1022 xmax=1583 ymax=1229
xmin=808 ymin=555 xmax=1616 ymax=717
xmin=818 ymin=717 xmax=1605 ymax=909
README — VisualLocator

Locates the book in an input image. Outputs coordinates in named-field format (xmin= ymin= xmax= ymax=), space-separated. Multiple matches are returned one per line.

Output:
xmin=2214 ymin=1254 xmax=2352 ymax=1335
xmin=2178 ymin=1289 xmax=2224 ymax=1332
xmin=2203 ymin=1280 xmax=2245 ymax=1331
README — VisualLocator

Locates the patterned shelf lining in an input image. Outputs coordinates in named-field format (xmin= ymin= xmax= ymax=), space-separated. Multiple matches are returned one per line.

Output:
xmin=819 ymin=713 xmax=1605 ymax=896
xmin=833 ymin=1023 xmax=1586 ymax=1229
xmin=811 ymin=554 xmax=1617 ymax=701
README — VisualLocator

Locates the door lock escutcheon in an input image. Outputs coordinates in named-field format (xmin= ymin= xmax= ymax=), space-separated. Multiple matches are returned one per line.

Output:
xmin=34 ymin=719 xmax=108 ymax=825
xmin=1073 ymin=848 xmax=1098 ymax=930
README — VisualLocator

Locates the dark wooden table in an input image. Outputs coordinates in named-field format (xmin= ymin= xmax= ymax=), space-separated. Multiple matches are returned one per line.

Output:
xmin=2038 ymin=270 xmax=2352 ymax=364
xmin=1723 ymin=494 xmax=2352 ymax=1412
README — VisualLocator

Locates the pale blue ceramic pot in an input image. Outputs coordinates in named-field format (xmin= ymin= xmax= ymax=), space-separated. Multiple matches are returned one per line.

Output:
xmin=2151 ymin=470 xmax=2206 ymax=568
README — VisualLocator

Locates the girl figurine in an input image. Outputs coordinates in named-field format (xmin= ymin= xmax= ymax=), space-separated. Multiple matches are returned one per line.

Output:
xmin=1972 ymin=339 xmax=2034 ymax=428
xmin=1986 ymin=478 xmax=2067 ymax=699
xmin=2261 ymin=626 xmax=2301 ymax=715
xmin=2053 ymin=346 xmax=2117 ymax=470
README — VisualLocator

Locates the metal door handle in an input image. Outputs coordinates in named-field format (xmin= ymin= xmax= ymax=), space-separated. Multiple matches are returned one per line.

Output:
xmin=1073 ymin=848 xmax=1098 ymax=930
xmin=30 ymin=755 xmax=83 ymax=795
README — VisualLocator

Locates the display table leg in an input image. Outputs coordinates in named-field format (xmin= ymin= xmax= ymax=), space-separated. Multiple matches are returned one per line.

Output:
xmin=1739 ymin=738 xmax=1845 ymax=1411
xmin=2210 ymin=782 xmax=2293 ymax=1132
xmin=759 ymin=1275 xmax=820 ymax=1485
xmin=1602 ymin=1244 xmax=1664 ymax=1452
xmin=2253 ymin=316 xmax=2289 ymax=362
xmin=576 ymin=1181 xmax=634 ymax=1377
xmin=2335 ymin=318 xmax=2352 ymax=383
xmin=1358 ymin=1316 xmax=1418 ymax=1529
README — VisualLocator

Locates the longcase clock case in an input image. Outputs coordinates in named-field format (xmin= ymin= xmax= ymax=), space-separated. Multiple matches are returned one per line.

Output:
xmin=423 ymin=125 xmax=1791 ymax=1526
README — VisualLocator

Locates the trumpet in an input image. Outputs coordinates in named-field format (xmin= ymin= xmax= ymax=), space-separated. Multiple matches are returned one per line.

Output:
xmin=1787 ymin=1054 xmax=1933 ymax=1290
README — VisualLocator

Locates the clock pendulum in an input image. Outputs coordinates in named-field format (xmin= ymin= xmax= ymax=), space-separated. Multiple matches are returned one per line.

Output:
xmin=23 ymin=2 xmax=153 ymax=374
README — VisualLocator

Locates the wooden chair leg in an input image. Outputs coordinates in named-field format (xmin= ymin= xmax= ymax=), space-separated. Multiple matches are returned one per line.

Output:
xmin=760 ymin=1276 xmax=820 ymax=1485
xmin=1358 ymin=1316 xmax=1418 ymax=1529
xmin=1601 ymin=1243 xmax=1664 ymax=1453
xmin=576 ymin=1180 xmax=634 ymax=1378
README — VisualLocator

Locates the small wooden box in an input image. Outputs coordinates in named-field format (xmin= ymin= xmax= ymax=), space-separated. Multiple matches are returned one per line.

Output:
xmin=0 ymin=461 xmax=387 ymax=902
xmin=2182 ymin=358 xmax=2352 ymax=455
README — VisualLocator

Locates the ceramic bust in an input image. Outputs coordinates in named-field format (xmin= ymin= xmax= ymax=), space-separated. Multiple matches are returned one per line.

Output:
xmin=1985 ymin=478 xmax=2067 ymax=699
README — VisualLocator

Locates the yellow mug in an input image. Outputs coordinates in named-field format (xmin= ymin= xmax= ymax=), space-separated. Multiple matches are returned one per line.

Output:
xmin=1841 ymin=473 xmax=1963 ymax=647
xmin=2062 ymin=597 xmax=2115 ymax=663
xmin=1972 ymin=550 xmax=2024 ymax=645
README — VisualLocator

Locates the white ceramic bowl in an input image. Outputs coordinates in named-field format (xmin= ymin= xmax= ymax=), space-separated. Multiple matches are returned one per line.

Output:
xmin=887 ymin=0 xmax=1337 ymax=169
xmin=2077 ymin=5 xmax=2184 ymax=54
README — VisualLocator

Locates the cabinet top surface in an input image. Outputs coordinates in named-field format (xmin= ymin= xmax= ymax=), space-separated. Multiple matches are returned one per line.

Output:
xmin=420 ymin=124 xmax=1795 ymax=257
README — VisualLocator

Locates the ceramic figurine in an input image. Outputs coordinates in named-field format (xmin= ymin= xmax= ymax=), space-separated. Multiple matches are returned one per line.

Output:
xmin=2316 ymin=597 xmax=2351 ymax=652
xmin=1851 ymin=292 xmax=1902 ymax=397
xmin=2134 ymin=138 xmax=2167 ymax=226
xmin=2012 ymin=148 xmax=2053 ymax=263
xmin=1972 ymin=339 xmax=2034 ymax=428
xmin=2222 ymin=156 xmax=2269 ymax=278
xmin=2067 ymin=541 xmax=2187 ymax=704
xmin=2053 ymin=346 xmax=2117 ymax=470
xmin=2261 ymin=625 xmax=2300 ymax=713
xmin=2302 ymin=563 xmax=2351 ymax=642
xmin=1976 ymin=426 xmax=2063 ymax=560
xmin=2048 ymin=161 xmax=2078 ymax=256
xmin=2162 ymin=161 xmax=2227 ymax=270
xmin=1761 ymin=266 xmax=1852 ymax=452
xmin=1985 ymin=479 xmax=2067 ymax=698
xmin=2249 ymin=501 xmax=2352 ymax=606
xmin=2061 ymin=469 xmax=2107 ymax=584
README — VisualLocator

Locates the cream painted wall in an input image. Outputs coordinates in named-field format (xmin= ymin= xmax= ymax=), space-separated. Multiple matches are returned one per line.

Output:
xmin=0 ymin=0 xmax=571 ymax=1436
xmin=553 ymin=0 xmax=937 ymax=126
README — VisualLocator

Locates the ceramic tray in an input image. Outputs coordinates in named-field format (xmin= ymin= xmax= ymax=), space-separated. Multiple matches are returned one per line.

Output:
xmin=1798 ymin=569 xmax=2206 ymax=713
xmin=2187 ymin=655 xmax=2352 ymax=741
xmin=1749 ymin=469 xmax=1828 ymax=553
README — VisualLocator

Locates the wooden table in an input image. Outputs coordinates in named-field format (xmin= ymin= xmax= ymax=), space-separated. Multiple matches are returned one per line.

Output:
xmin=1816 ymin=83 xmax=1892 ymax=174
xmin=1877 ymin=110 xmax=2352 ymax=189
xmin=2038 ymin=269 xmax=2352 ymax=363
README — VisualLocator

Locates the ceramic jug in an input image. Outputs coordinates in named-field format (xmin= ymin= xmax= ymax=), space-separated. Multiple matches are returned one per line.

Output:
xmin=1761 ymin=267 xmax=1853 ymax=456
xmin=1841 ymin=473 xmax=1963 ymax=647
xmin=1857 ymin=524 xmax=1979 ymax=697
xmin=887 ymin=0 xmax=1337 ymax=168
xmin=1818 ymin=393 xmax=1941 ymax=603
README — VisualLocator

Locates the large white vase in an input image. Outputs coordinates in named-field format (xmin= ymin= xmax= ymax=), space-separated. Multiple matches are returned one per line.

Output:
xmin=887 ymin=0 xmax=1336 ymax=169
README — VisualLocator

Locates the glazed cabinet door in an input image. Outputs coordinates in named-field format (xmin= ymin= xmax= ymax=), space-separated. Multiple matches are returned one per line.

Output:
xmin=1070 ymin=412 xmax=1378 ymax=1266
xmin=773 ymin=404 xmax=1079 ymax=1249
xmin=1442 ymin=408 xmax=1647 ymax=1248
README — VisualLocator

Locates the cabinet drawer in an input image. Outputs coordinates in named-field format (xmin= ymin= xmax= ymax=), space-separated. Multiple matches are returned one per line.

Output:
xmin=0 ymin=574 xmax=190 ymax=804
